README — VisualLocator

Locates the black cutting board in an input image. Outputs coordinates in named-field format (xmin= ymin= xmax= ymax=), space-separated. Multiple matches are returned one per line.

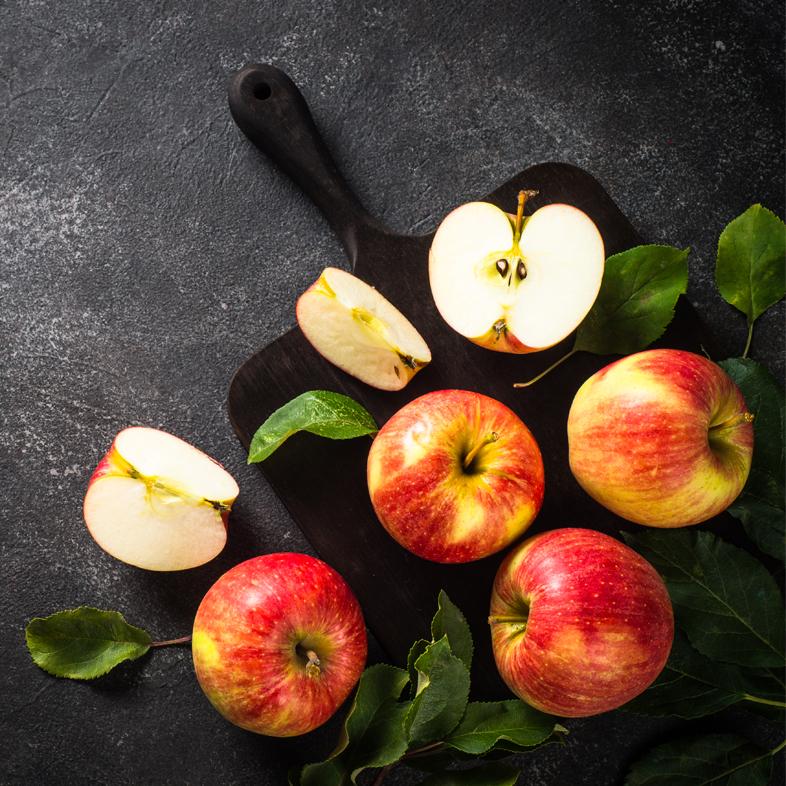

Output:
xmin=226 ymin=64 xmax=709 ymax=699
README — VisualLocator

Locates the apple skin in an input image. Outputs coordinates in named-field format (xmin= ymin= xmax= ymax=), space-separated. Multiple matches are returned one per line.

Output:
xmin=367 ymin=390 xmax=544 ymax=563
xmin=192 ymin=553 xmax=367 ymax=737
xmin=568 ymin=349 xmax=754 ymax=527
xmin=489 ymin=528 xmax=674 ymax=717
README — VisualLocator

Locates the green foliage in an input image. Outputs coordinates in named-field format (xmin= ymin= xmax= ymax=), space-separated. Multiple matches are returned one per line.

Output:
xmin=574 ymin=244 xmax=689 ymax=355
xmin=623 ymin=530 xmax=785 ymax=668
xmin=26 ymin=607 xmax=151 ymax=680
xmin=624 ymin=632 xmax=784 ymax=719
xmin=625 ymin=733 xmax=773 ymax=786
xmin=720 ymin=357 xmax=785 ymax=560
xmin=248 ymin=390 xmax=377 ymax=463
xmin=715 ymin=204 xmax=785 ymax=354
xmin=293 ymin=592 xmax=563 ymax=785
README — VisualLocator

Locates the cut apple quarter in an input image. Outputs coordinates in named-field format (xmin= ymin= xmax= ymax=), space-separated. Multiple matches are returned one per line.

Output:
xmin=83 ymin=427 xmax=239 ymax=571
xmin=297 ymin=267 xmax=431 ymax=391
xmin=429 ymin=193 xmax=605 ymax=353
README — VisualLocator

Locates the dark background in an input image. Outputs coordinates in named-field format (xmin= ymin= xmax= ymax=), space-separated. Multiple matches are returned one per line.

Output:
xmin=1 ymin=1 xmax=784 ymax=784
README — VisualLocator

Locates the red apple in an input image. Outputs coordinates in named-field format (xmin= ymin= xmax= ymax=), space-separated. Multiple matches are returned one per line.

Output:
xmin=568 ymin=349 xmax=754 ymax=527
xmin=367 ymin=390 xmax=544 ymax=563
xmin=489 ymin=528 xmax=673 ymax=717
xmin=192 ymin=553 xmax=367 ymax=736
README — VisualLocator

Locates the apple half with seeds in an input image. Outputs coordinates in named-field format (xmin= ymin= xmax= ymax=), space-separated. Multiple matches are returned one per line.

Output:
xmin=83 ymin=427 xmax=239 ymax=570
xmin=297 ymin=267 xmax=431 ymax=391
xmin=429 ymin=190 xmax=605 ymax=353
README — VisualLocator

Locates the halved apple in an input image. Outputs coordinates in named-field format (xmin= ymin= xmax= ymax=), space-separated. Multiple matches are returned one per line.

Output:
xmin=83 ymin=427 xmax=239 ymax=571
xmin=297 ymin=267 xmax=431 ymax=391
xmin=429 ymin=192 xmax=605 ymax=353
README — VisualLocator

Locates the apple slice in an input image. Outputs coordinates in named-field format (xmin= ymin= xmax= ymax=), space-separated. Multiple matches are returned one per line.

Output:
xmin=297 ymin=267 xmax=431 ymax=391
xmin=83 ymin=427 xmax=239 ymax=571
xmin=429 ymin=191 xmax=605 ymax=353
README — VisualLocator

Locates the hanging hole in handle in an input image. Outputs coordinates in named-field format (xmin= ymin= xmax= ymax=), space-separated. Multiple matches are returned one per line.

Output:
xmin=253 ymin=82 xmax=272 ymax=101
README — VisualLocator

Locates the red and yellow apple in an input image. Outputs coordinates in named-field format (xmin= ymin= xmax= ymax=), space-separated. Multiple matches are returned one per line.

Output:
xmin=83 ymin=427 xmax=239 ymax=570
xmin=429 ymin=191 xmax=604 ymax=353
xmin=489 ymin=527 xmax=673 ymax=717
xmin=568 ymin=349 xmax=754 ymax=527
xmin=192 ymin=553 xmax=367 ymax=737
xmin=367 ymin=390 xmax=544 ymax=563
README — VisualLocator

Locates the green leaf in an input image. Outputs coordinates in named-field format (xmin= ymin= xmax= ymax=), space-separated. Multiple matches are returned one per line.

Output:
xmin=720 ymin=357 xmax=785 ymax=560
xmin=419 ymin=762 xmax=521 ymax=786
xmin=623 ymin=530 xmax=785 ymax=667
xmin=625 ymin=733 xmax=773 ymax=786
xmin=405 ymin=637 xmax=470 ymax=748
xmin=248 ymin=390 xmax=377 ymax=463
xmin=624 ymin=631 xmax=785 ymax=719
xmin=716 ymin=204 xmax=786 ymax=326
xmin=574 ymin=245 xmax=689 ymax=355
xmin=25 ymin=607 xmax=151 ymax=679
xmin=431 ymin=590 xmax=474 ymax=670
xmin=298 ymin=664 xmax=410 ymax=786
xmin=407 ymin=638 xmax=430 ymax=698
xmin=444 ymin=700 xmax=563 ymax=755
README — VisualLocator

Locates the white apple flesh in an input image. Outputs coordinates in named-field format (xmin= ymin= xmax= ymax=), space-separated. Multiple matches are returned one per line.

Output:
xmin=297 ymin=267 xmax=431 ymax=391
xmin=83 ymin=427 xmax=239 ymax=571
xmin=429 ymin=192 xmax=605 ymax=353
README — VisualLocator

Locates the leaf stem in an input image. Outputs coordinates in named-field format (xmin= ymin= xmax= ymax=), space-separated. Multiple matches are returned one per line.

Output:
xmin=150 ymin=634 xmax=192 ymax=648
xmin=770 ymin=739 xmax=786 ymax=757
xmin=742 ymin=694 xmax=786 ymax=709
xmin=514 ymin=348 xmax=578 ymax=388
xmin=742 ymin=319 xmax=753 ymax=358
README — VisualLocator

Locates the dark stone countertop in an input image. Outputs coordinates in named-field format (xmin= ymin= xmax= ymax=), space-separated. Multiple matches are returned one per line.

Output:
xmin=1 ymin=1 xmax=783 ymax=784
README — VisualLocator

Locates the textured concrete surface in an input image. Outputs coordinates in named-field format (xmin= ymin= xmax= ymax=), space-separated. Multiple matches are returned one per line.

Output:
xmin=1 ymin=1 xmax=783 ymax=784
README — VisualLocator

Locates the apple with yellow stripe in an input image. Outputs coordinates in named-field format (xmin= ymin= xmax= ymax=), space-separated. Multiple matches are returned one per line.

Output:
xmin=429 ymin=190 xmax=604 ymax=353
xmin=83 ymin=427 xmax=239 ymax=570
xmin=568 ymin=349 xmax=754 ymax=527
xmin=192 ymin=553 xmax=367 ymax=736
xmin=367 ymin=389 xmax=544 ymax=563
xmin=489 ymin=528 xmax=673 ymax=717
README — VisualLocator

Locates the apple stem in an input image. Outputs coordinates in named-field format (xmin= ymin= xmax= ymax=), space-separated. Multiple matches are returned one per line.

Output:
xmin=488 ymin=615 xmax=527 ymax=625
xmin=462 ymin=432 xmax=499 ymax=470
xmin=514 ymin=189 xmax=538 ymax=242
xmin=514 ymin=348 xmax=578 ymax=388
xmin=709 ymin=411 xmax=755 ymax=434
xmin=150 ymin=634 xmax=192 ymax=648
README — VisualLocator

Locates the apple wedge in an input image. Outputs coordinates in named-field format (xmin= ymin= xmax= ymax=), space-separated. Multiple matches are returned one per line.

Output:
xmin=429 ymin=191 xmax=605 ymax=353
xmin=83 ymin=427 xmax=239 ymax=571
xmin=297 ymin=267 xmax=431 ymax=391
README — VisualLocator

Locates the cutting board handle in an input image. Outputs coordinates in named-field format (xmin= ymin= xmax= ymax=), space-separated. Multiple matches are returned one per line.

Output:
xmin=228 ymin=64 xmax=386 ymax=259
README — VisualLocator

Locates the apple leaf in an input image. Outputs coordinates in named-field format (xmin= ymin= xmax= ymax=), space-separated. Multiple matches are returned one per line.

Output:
xmin=405 ymin=637 xmax=471 ymax=748
xmin=573 ymin=245 xmax=689 ymax=356
xmin=407 ymin=638 xmax=430 ymax=699
xmin=622 ymin=530 xmax=785 ymax=668
xmin=248 ymin=390 xmax=377 ymax=463
xmin=624 ymin=631 xmax=785 ymax=719
xmin=443 ymin=700 xmax=564 ymax=755
xmin=25 ymin=607 xmax=151 ymax=680
xmin=419 ymin=762 xmax=521 ymax=786
xmin=431 ymin=590 xmax=473 ymax=671
xmin=719 ymin=357 xmax=785 ymax=560
xmin=297 ymin=664 xmax=410 ymax=786
xmin=715 ymin=204 xmax=786 ymax=354
xmin=625 ymin=733 xmax=773 ymax=786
